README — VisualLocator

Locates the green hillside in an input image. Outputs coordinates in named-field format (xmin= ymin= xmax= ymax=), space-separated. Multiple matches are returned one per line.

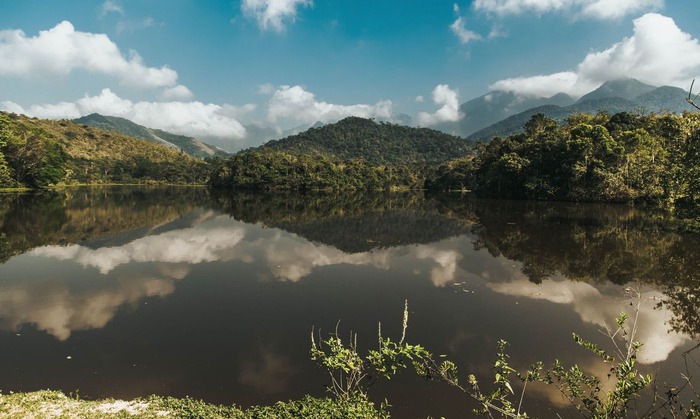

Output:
xmin=429 ymin=111 xmax=700 ymax=218
xmin=0 ymin=112 xmax=210 ymax=188
xmin=257 ymin=116 xmax=473 ymax=165
xmin=74 ymin=113 xmax=229 ymax=159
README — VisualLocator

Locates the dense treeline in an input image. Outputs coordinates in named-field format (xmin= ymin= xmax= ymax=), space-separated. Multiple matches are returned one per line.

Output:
xmin=0 ymin=112 xmax=210 ymax=188
xmin=209 ymin=149 xmax=425 ymax=191
xmin=259 ymin=116 xmax=473 ymax=165
xmin=211 ymin=116 xmax=475 ymax=191
xmin=427 ymin=111 xmax=700 ymax=215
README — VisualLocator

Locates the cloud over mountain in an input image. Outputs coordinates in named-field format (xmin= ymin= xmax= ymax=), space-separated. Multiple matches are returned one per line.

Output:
xmin=266 ymin=84 xmax=393 ymax=125
xmin=417 ymin=84 xmax=463 ymax=126
xmin=490 ymin=13 xmax=700 ymax=98
xmin=2 ymin=89 xmax=249 ymax=141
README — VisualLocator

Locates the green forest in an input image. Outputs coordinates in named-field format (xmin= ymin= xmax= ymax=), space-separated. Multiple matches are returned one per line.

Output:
xmin=427 ymin=111 xmax=700 ymax=215
xmin=259 ymin=116 xmax=473 ymax=165
xmin=5 ymin=110 xmax=700 ymax=220
xmin=209 ymin=149 xmax=425 ymax=191
xmin=0 ymin=112 xmax=210 ymax=188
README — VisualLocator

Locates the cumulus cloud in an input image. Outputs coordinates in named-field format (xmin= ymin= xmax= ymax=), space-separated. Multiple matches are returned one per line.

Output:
xmin=266 ymin=85 xmax=393 ymax=125
xmin=3 ymin=89 xmax=248 ymax=140
xmin=473 ymin=0 xmax=663 ymax=20
xmin=416 ymin=84 xmax=463 ymax=126
xmin=241 ymin=0 xmax=312 ymax=32
xmin=490 ymin=71 xmax=591 ymax=98
xmin=160 ymin=85 xmax=194 ymax=101
xmin=490 ymin=13 xmax=700 ymax=98
xmin=0 ymin=21 xmax=179 ymax=89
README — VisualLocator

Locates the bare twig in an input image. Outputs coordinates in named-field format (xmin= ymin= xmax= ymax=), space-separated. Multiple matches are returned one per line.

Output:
xmin=686 ymin=79 xmax=700 ymax=111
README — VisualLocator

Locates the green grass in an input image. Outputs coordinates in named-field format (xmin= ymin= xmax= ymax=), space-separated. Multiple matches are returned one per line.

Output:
xmin=0 ymin=390 xmax=387 ymax=419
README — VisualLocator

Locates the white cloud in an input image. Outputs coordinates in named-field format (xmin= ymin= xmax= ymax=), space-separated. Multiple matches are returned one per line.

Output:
xmin=0 ymin=21 xmax=178 ymax=89
xmin=416 ymin=84 xmax=463 ymax=126
xmin=266 ymin=85 xmax=393 ymax=125
xmin=241 ymin=0 xmax=313 ymax=32
xmin=415 ymin=95 xmax=424 ymax=103
xmin=160 ymin=85 xmax=194 ymax=101
xmin=451 ymin=3 xmax=482 ymax=44
xmin=490 ymin=71 xmax=591 ymax=98
xmin=451 ymin=17 xmax=482 ymax=44
xmin=490 ymin=14 xmax=700 ymax=98
xmin=4 ymin=89 xmax=248 ymax=140
xmin=100 ymin=0 xmax=124 ymax=16
xmin=0 ymin=101 xmax=26 ymax=114
xmin=473 ymin=0 xmax=663 ymax=20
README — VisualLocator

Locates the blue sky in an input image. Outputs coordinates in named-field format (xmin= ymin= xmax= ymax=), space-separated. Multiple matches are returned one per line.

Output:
xmin=1 ymin=0 xmax=699 ymax=150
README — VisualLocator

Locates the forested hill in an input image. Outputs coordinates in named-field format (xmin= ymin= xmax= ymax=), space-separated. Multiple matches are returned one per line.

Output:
xmin=74 ymin=113 xmax=229 ymax=159
xmin=0 ymin=112 xmax=209 ymax=188
xmin=256 ymin=116 xmax=473 ymax=165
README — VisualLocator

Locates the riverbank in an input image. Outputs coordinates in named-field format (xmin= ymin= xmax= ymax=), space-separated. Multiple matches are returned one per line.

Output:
xmin=0 ymin=390 xmax=386 ymax=418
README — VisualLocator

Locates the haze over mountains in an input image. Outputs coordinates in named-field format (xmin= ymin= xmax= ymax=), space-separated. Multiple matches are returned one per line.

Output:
xmin=456 ymin=78 xmax=691 ymax=140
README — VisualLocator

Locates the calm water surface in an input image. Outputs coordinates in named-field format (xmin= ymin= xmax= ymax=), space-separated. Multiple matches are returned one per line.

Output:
xmin=0 ymin=187 xmax=698 ymax=417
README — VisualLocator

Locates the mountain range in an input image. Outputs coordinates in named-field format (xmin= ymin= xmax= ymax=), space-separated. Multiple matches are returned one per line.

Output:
xmin=461 ymin=79 xmax=692 ymax=141
xmin=73 ymin=113 xmax=230 ymax=159
xmin=71 ymin=79 xmax=693 ymax=152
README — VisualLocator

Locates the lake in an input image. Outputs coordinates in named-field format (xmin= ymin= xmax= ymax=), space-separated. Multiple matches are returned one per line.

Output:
xmin=0 ymin=186 xmax=698 ymax=417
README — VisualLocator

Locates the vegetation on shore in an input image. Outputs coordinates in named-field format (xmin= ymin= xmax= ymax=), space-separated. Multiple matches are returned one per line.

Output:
xmin=5 ymin=109 xmax=700 ymax=220
xmin=211 ymin=111 xmax=700 ymax=223
xmin=428 ymin=111 xmax=700 ymax=215
xmin=209 ymin=149 xmax=425 ymax=191
xmin=0 ymin=112 xmax=210 ymax=189
xmin=310 ymin=300 xmax=698 ymax=418
xmin=4 ymin=299 xmax=694 ymax=418
xmin=0 ymin=390 xmax=386 ymax=418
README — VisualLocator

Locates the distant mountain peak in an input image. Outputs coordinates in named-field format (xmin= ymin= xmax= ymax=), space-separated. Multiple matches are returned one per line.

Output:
xmin=577 ymin=78 xmax=657 ymax=103
xmin=73 ymin=113 xmax=229 ymax=159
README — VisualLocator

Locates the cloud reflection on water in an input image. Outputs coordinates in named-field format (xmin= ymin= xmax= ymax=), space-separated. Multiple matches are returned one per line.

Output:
xmin=487 ymin=279 xmax=691 ymax=364
xmin=3 ymin=214 xmax=691 ymax=366
xmin=0 ymin=270 xmax=179 ymax=340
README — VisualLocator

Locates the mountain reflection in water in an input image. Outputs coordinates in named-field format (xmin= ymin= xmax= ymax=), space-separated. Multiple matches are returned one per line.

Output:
xmin=0 ymin=187 xmax=697 ymax=417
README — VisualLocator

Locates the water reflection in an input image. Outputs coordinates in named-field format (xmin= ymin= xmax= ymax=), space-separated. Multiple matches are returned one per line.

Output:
xmin=0 ymin=187 xmax=697 ymax=416
xmin=488 ymin=280 xmax=688 ymax=363
xmin=0 ymin=269 xmax=178 ymax=340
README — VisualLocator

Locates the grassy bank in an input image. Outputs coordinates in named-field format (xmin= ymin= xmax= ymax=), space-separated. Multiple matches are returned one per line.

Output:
xmin=0 ymin=390 xmax=386 ymax=419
